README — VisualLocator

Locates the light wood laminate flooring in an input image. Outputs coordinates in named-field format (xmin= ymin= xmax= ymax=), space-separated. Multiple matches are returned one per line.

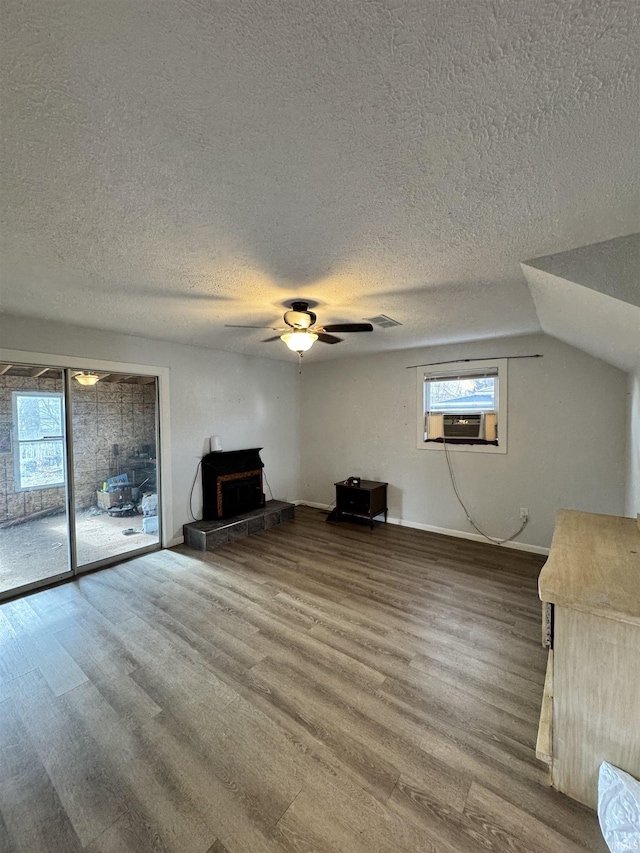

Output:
xmin=0 ymin=507 xmax=606 ymax=852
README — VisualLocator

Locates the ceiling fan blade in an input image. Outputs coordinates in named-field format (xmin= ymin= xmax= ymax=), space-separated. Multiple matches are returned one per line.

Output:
xmin=317 ymin=333 xmax=343 ymax=345
xmin=320 ymin=323 xmax=374 ymax=333
xmin=128 ymin=289 xmax=232 ymax=302
xmin=261 ymin=335 xmax=283 ymax=343
xmin=225 ymin=324 xmax=280 ymax=329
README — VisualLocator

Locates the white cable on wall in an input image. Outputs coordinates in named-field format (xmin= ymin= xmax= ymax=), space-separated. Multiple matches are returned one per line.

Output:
xmin=442 ymin=437 xmax=528 ymax=545
xmin=262 ymin=469 xmax=274 ymax=501
xmin=188 ymin=458 xmax=203 ymax=521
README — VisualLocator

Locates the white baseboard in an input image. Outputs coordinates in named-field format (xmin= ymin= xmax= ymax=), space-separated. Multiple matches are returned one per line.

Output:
xmin=168 ymin=535 xmax=184 ymax=547
xmin=386 ymin=517 xmax=549 ymax=555
xmin=295 ymin=501 xmax=549 ymax=556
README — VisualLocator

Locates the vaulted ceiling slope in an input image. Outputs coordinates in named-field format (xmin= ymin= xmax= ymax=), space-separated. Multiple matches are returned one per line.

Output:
xmin=1 ymin=1 xmax=639 ymax=361
xmin=522 ymin=234 xmax=640 ymax=371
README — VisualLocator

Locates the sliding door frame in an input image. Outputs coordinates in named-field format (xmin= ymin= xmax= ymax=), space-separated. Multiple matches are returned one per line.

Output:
xmin=0 ymin=348 xmax=173 ymax=600
xmin=63 ymin=368 xmax=80 ymax=573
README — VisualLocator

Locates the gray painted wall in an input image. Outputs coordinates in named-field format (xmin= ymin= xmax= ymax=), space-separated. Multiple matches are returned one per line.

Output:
xmin=526 ymin=233 xmax=640 ymax=308
xmin=1 ymin=315 xmax=630 ymax=550
xmin=522 ymin=265 xmax=640 ymax=373
xmin=299 ymin=334 xmax=627 ymax=550
xmin=0 ymin=314 xmax=300 ymax=544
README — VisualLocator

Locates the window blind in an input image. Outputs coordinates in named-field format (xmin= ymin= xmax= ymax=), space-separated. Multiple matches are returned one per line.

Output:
xmin=424 ymin=367 xmax=499 ymax=382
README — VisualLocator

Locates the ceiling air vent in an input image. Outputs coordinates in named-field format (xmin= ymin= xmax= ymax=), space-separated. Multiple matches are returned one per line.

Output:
xmin=365 ymin=314 xmax=402 ymax=329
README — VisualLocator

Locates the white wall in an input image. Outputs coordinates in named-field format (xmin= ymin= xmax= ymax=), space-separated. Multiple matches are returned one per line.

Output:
xmin=0 ymin=314 xmax=300 ymax=544
xmin=1 ymin=314 xmax=630 ymax=552
xmin=627 ymin=369 xmax=640 ymax=518
xmin=299 ymin=334 xmax=627 ymax=550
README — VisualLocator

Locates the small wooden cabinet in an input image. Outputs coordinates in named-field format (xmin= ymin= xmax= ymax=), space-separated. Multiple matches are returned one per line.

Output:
xmin=334 ymin=479 xmax=388 ymax=528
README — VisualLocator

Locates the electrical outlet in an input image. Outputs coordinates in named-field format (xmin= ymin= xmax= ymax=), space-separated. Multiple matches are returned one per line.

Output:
xmin=520 ymin=507 xmax=529 ymax=522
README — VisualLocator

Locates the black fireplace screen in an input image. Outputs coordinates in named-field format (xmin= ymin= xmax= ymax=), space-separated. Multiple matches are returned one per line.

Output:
xmin=202 ymin=448 xmax=265 ymax=520
xmin=219 ymin=474 xmax=263 ymax=518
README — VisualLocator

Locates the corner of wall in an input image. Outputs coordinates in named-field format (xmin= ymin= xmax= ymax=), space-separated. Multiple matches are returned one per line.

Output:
xmin=626 ymin=369 xmax=640 ymax=518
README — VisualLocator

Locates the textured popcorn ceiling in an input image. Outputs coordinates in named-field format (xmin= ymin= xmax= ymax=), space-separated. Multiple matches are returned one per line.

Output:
xmin=1 ymin=1 xmax=639 ymax=361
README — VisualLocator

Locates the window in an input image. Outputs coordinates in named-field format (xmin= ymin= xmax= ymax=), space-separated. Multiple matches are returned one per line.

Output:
xmin=12 ymin=391 xmax=66 ymax=490
xmin=417 ymin=359 xmax=507 ymax=453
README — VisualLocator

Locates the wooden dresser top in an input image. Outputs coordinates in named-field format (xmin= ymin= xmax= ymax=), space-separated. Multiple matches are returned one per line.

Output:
xmin=539 ymin=509 xmax=640 ymax=625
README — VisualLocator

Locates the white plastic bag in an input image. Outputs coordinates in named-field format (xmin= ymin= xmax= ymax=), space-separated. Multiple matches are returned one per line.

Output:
xmin=141 ymin=493 xmax=158 ymax=516
xmin=598 ymin=761 xmax=640 ymax=853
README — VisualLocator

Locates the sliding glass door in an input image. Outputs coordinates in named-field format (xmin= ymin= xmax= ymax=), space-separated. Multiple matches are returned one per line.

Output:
xmin=70 ymin=370 xmax=160 ymax=571
xmin=0 ymin=362 xmax=160 ymax=599
xmin=0 ymin=364 xmax=73 ymax=596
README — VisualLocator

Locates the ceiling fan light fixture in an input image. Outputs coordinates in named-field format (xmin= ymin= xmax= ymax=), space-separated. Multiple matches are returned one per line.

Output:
xmin=74 ymin=371 xmax=100 ymax=386
xmin=281 ymin=331 xmax=318 ymax=353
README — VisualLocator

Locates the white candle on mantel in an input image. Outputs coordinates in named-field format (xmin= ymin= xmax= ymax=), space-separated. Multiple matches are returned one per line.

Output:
xmin=210 ymin=435 xmax=222 ymax=452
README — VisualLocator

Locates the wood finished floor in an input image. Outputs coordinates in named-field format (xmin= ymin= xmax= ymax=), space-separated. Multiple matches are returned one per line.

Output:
xmin=0 ymin=507 xmax=606 ymax=852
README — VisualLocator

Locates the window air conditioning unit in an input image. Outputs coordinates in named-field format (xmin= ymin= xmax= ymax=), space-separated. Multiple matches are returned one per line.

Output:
xmin=443 ymin=413 xmax=484 ymax=439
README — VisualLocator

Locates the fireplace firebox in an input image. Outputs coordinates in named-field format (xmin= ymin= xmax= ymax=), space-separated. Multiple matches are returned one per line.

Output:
xmin=201 ymin=448 xmax=265 ymax=520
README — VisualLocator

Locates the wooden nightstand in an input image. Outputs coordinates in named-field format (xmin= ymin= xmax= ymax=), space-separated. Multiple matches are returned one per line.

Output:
xmin=334 ymin=479 xmax=388 ymax=529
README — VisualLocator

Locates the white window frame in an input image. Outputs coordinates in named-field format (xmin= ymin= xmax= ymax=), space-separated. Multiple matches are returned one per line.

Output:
xmin=416 ymin=358 xmax=507 ymax=454
xmin=12 ymin=390 xmax=66 ymax=491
